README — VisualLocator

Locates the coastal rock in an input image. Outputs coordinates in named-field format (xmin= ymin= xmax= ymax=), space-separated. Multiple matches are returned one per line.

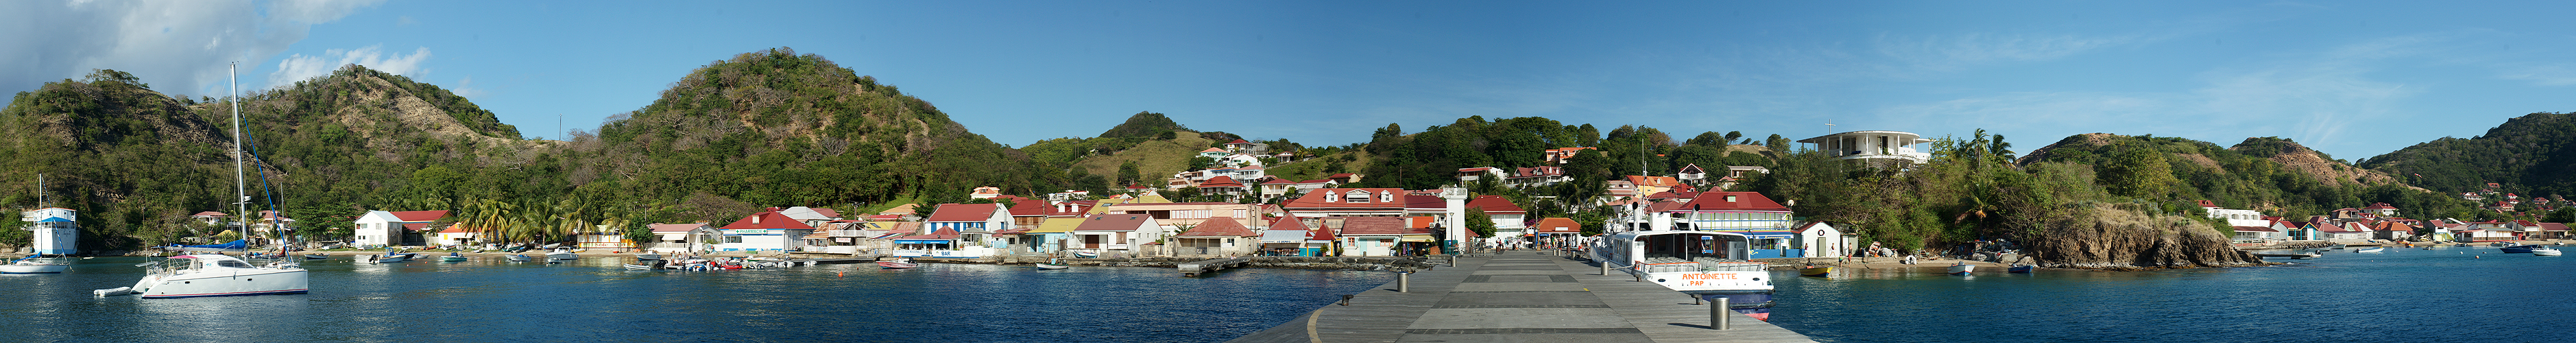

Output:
xmin=2023 ymin=203 xmax=2267 ymax=270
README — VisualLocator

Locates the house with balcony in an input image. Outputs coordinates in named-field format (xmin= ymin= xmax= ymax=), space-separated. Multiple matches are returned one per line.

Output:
xmin=647 ymin=223 xmax=719 ymax=253
xmin=925 ymin=203 xmax=1011 ymax=248
xmin=1796 ymin=130 xmax=1933 ymax=166
xmin=1654 ymin=191 xmax=1800 ymax=258
xmin=1282 ymin=188 xmax=1410 ymax=217
xmin=1070 ymin=214 xmax=1164 ymax=257
xmin=353 ymin=210 xmax=449 ymax=248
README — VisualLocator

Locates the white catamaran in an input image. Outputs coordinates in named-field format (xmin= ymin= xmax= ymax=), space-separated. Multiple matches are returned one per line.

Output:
xmin=1590 ymin=230 xmax=1775 ymax=320
xmin=96 ymin=63 xmax=310 ymax=298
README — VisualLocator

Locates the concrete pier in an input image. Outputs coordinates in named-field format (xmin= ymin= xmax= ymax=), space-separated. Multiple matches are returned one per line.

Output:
xmin=1230 ymin=252 xmax=1816 ymax=342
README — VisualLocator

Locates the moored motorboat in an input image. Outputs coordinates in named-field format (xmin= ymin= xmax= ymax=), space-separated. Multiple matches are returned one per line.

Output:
xmin=1798 ymin=266 xmax=1831 ymax=277
xmin=546 ymin=248 xmax=578 ymax=260
xmin=1590 ymin=230 xmax=1774 ymax=320
xmin=1071 ymin=251 xmax=1099 ymax=259
xmin=504 ymin=255 xmax=532 ymax=262
xmin=878 ymin=258 xmax=919 ymax=269
xmin=1947 ymin=262 xmax=1975 ymax=275
xmin=2534 ymin=248 xmax=2563 ymax=257
xmin=633 ymin=252 xmax=663 ymax=261
xmin=2501 ymin=245 xmax=2539 ymax=254
xmin=0 ymin=256 xmax=71 ymax=274
xmin=2007 ymin=264 xmax=2035 ymax=274
xmin=440 ymin=252 xmax=468 ymax=262
xmin=302 ymin=254 xmax=330 ymax=259
xmin=1035 ymin=259 xmax=1070 ymax=270
xmin=623 ymin=259 xmax=666 ymax=270
xmin=2356 ymin=248 xmax=2386 ymax=253
xmin=372 ymin=252 xmax=416 ymax=263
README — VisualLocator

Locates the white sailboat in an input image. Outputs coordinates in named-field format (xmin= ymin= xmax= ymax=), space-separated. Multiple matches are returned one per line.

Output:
xmin=95 ymin=63 xmax=309 ymax=298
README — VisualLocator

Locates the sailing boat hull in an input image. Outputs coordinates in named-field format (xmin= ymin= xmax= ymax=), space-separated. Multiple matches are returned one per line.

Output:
xmin=0 ymin=263 xmax=69 ymax=274
xmin=135 ymin=268 xmax=309 ymax=298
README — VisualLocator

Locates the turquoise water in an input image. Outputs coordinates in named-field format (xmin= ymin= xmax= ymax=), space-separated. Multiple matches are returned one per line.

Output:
xmin=0 ymin=257 xmax=1391 ymax=342
xmin=1768 ymin=245 xmax=2576 ymax=342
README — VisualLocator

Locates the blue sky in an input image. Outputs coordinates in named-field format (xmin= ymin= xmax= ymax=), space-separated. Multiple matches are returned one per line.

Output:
xmin=8 ymin=1 xmax=2575 ymax=161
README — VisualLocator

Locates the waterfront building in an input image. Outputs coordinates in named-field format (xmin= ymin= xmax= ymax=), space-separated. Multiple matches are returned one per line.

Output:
xmin=1070 ymin=214 xmax=1164 ymax=257
xmin=1099 ymin=202 xmax=1266 ymax=233
xmin=352 ymin=210 xmax=449 ymax=247
xmin=647 ymin=223 xmax=717 ymax=252
xmin=1260 ymin=217 xmax=1321 ymax=256
xmin=1171 ymin=217 xmax=1262 ymax=257
xmin=890 ymin=227 xmax=980 ymax=258
xmin=1530 ymin=217 xmax=1584 ymax=248
xmin=1796 ymin=130 xmax=1933 ymax=167
xmin=1020 ymin=217 xmax=1085 ymax=255
xmin=1283 ymin=188 xmax=1409 ymax=217
xmin=1328 ymin=217 xmax=1423 ymax=257
xmin=431 ymin=226 xmax=478 ymax=247
xmin=1464 ymin=196 xmax=1529 ymax=238
xmin=1650 ymin=191 xmax=1801 ymax=259
xmin=19 ymin=207 xmax=77 ymax=255
xmin=714 ymin=211 xmax=817 ymax=252
xmin=925 ymin=203 xmax=1011 ymax=249
xmin=1792 ymin=222 xmax=1851 ymax=258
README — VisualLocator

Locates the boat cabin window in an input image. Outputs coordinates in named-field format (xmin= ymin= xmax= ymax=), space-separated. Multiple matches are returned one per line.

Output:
xmin=1641 ymin=234 xmax=1744 ymax=261
xmin=213 ymin=259 xmax=254 ymax=268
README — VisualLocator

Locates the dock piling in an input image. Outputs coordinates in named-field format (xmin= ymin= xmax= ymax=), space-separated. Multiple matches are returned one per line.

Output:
xmin=1711 ymin=296 xmax=1731 ymax=330
xmin=1398 ymin=272 xmax=1410 ymax=293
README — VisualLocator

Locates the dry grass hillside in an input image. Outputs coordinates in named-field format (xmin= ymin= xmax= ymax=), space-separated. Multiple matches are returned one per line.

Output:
xmin=1070 ymin=132 xmax=1216 ymax=185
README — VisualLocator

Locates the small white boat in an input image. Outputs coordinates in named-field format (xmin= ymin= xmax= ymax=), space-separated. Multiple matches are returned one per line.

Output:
xmin=1035 ymin=259 xmax=1070 ymax=270
xmin=633 ymin=252 xmax=663 ymax=261
xmin=505 ymin=255 xmax=532 ymax=262
xmin=878 ymin=258 xmax=919 ymax=269
xmin=545 ymin=248 xmax=578 ymax=261
xmin=371 ymin=252 xmax=416 ymax=263
xmin=1947 ymin=263 xmax=1975 ymax=275
xmin=2356 ymin=248 xmax=2386 ymax=253
xmin=2534 ymin=248 xmax=2563 ymax=257
xmin=0 ymin=256 xmax=70 ymax=274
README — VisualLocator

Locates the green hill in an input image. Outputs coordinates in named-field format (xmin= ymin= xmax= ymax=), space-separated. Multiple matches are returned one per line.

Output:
xmin=2358 ymin=112 xmax=2576 ymax=198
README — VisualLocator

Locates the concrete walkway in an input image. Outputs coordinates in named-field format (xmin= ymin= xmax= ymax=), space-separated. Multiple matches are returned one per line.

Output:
xmin=1230 ymin=252 xmax=1815 ymax=342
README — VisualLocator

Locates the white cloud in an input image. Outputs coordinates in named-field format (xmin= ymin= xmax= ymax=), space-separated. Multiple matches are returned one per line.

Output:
xmin=1873 ymin=32 xmax=2139 ymax=73
xmin=2497 ymin=64 xmax=2576 ymax=86
xmin=267 ymin=45 xmax=432 ymax=87
xmin=0 ymin=0 xmax=383 ymax=97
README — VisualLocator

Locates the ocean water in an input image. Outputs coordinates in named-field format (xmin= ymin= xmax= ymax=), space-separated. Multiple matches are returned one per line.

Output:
xmin=0 ymin=257 xmax=1390 ymax=342
xmin=1768 ymin=244 xmax=2576 ymax=342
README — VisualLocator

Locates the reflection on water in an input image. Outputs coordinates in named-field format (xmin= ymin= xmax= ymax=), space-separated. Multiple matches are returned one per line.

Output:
xmin=0 ymin=256 xmax=1391 ymax=342
xmin=1770 ymin=245 xmax=2576 ymax=342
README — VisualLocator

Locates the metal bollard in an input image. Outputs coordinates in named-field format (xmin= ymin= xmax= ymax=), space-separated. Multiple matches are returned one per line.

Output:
xmin=1340 ymin=294 xmax=1354 ymax=306
xmin=1399 ymin=272 xmax=1411 ymax=293
xmin=1600 ymin=263 xmax=1610 ymax=276
xmin=1711 ymin=296 xmax=1731 ymax=330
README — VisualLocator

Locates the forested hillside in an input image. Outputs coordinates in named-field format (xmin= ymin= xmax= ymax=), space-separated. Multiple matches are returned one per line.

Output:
xmin=2359 ymin=112 xmax=2576 ymax=198
xmin=2009 ymin=133 xmax=2472 ymax=220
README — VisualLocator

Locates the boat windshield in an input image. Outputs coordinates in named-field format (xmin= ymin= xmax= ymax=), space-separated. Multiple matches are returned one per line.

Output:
xmin=213 ymin=259 xmax=254 ymax=268
xmin=1641 ymin=233 xmax=1744 ymax=262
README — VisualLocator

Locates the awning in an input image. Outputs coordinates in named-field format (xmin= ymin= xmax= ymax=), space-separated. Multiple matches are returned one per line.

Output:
xmin=1400 ymin=235 xmax=1437 ymax=242
xmin=893 ymin=239 xmax=953 ymax=244
xmin=1736 ymin=230 xmax=1796 ymax=239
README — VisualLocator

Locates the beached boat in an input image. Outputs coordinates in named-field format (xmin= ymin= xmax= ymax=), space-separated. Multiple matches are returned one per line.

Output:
xmin=1036 ymin=259 xmax=1070 ymax=270
xmin=440 ymin=252 xmax=467 ymax=262
xmin=2007 ymin=265 xmax=2035 ymax=274
xmin=1798 ymin=266 xmax=1831 ymax=277
xmin=633 ymin=252 xmax=663 ymax=261
xmin=2533 ymin=248 xmax=2562 ymax=257
xmin=2502 ymin=245 xmax=2539 ymax=254
xmin=878 ymin=258 xmax=919 ymax=269
xmin=1072 ymin=251 xmax=1099 ymax=259
xmin=545 ymin=248 xmax=578 ymax=260
xmin=2356 ymin=248 xmax=2386 ymax=253
xmin=504 ymin=255 xmax=532 ymax=262
xmin=1947 ymin=263 xmax=1975 ymax=275
xmin=302 ymin=254 xmax=330 ymax=259
xmin=0 ymin=256 xmax=70 ymax=274
xmin=1589 ymin=230 xmax=1774 ymax=321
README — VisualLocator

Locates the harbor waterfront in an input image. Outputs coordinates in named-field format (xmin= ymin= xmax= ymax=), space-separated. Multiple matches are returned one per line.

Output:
xmin=0 ymin=257 xmax=1388 ymax=342
xmin=1767 ymin=244 xmax=2576 ymax=342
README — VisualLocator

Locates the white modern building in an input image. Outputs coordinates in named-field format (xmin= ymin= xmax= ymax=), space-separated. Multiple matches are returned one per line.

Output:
xmin=1797 ymin=130 xmax=1933 ymax=165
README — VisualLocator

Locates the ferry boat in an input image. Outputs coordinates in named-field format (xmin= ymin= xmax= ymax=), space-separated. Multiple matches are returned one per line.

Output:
xmin=1589 ymin=230 xmax=1774 ymax=320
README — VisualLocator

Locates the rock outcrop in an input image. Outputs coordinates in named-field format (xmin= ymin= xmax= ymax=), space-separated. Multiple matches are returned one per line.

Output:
xmin=2023 ymin=203 xmax=2267 ymax=270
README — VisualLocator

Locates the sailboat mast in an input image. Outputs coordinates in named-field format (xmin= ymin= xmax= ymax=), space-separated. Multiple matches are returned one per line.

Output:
xmin=230 ymin=63 xmax=247 ymax=243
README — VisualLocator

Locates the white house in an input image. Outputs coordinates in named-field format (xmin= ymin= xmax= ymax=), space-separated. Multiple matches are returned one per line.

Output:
xmin=713 ymin=211 xmax=816 ymax=252
xmin=1070 ymin=213 xmax=1164 ymax=257
xmin=2198 ymin=201 xmax=2272 ymax=227
xmin=1796 ymin=130 xmax=1933 ymax=165
xmin=20 ymin=208 xmax=77 ymax=255
xmin=1170 ymin=216 xmax=1262 ymax=257
xmin=353 ymin=210 xmax=448 ymax=247
xmin=926 ymin=203 xmax=1012 ymax=248
xmin=649 ymin=223 xmax=718 ymax=252
xmin=1792 ymin=222 xmax=1849 ymax=259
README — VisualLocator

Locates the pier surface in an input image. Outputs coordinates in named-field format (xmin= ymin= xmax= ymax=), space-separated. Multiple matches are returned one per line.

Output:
xmin=1230 ymin=252 xmax=1816 ymax=343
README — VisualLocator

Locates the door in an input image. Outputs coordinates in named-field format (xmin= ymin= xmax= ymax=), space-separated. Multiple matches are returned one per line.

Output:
xmin=1083 ymin=235 xmax=1103 ymax=249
